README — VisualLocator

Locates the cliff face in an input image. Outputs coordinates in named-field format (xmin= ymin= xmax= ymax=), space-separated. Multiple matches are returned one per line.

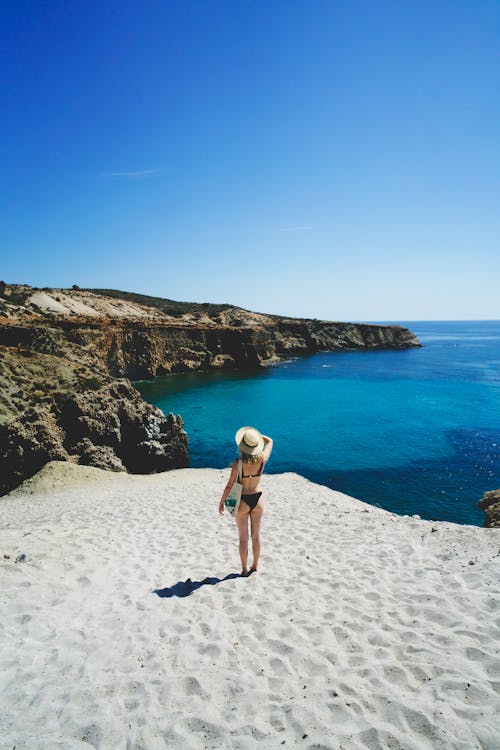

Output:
xmin=0 ymin=335 xmax=188 ymax=496
xmin=10 ymin=318 xmax=416 ymax=379
xmin=478 ymin=489 xmax=500 ymax=528
xmin=0 ymin=284 xmax=420 ymax=495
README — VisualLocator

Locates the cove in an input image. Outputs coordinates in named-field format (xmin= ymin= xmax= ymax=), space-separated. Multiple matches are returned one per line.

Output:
xmin=136 ymin=321 xmax=500 ymax=526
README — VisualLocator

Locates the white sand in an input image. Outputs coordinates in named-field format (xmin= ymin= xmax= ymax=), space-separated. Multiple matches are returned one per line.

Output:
xmin=1 ymin=462 xmax=499 ymax=750
xmin=26 ymin=290 xmax=167 ymax=319
xmin=28 ymin=291 xmax=74 ymax=315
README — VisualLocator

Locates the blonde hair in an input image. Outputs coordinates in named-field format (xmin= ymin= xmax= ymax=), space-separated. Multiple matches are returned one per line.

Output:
xmin=240 ymin=451 xmax=264 ymax=464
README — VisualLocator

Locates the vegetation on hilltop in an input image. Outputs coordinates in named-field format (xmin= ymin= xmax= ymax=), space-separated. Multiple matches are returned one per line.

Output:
xmin=85 ymin=288 xmax=236 ymax=318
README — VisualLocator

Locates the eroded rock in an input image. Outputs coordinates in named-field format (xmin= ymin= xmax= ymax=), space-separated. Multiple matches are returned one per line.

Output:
xmin=478 ymin=489 xmax=500 ymax=528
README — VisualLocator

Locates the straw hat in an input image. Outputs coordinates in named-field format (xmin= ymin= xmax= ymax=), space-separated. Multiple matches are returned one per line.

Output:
xmin=235 ymin=426 xmax=265 ymax=455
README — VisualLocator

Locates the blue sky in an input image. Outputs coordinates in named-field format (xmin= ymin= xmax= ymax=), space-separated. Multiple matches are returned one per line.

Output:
xmin=1 ymin=1 xmax=498 ymax=321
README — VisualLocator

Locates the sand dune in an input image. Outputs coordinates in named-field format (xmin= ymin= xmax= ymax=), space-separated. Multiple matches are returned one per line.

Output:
xmin=1 ymin=462 xmax=499 ymax=749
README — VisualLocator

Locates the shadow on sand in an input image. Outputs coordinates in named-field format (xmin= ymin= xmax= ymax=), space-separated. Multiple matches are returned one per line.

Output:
xmin=153 ymin=572 xmax=246 ymax=599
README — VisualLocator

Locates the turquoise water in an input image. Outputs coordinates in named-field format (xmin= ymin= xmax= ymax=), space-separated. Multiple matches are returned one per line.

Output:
xmin=136 ymin=322 xmax=500 ymax=526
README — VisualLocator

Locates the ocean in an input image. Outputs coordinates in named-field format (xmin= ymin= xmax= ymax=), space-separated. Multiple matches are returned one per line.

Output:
xmin=136 ymin=321 xmax=500 ymax=526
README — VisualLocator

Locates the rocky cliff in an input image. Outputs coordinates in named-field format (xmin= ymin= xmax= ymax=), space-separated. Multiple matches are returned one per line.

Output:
xmin=0 ymin=283 xmax=420 ymax=495
xmin=478 ymin=489 xmax=500 ymax=528
xmin=0 ymin=330 xmax=188 ymax=496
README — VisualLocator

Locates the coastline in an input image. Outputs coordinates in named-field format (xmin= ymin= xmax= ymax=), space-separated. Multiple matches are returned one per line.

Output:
xmin=1 ymin=462 xmax=499 ymax=749
xmin=0 ymin=283 xmax=420 ymax=496
xmin=136 ymin=319 xmax=500 ymax=527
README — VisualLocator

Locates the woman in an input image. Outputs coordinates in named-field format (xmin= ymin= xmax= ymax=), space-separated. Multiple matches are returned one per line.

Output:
xmin=218 ymin=426 xmax=273 ymax=577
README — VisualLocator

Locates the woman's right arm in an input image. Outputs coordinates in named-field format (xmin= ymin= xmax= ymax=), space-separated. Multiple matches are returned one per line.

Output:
xmin=261 ymin=434 xmax=273 ymax=463
xmin=218 ymin=460 xmax=238 ymax=514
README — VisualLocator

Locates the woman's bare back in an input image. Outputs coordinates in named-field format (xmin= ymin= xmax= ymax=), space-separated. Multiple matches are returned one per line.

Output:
xmin=239 ymin=459 xmax=265 ymax=493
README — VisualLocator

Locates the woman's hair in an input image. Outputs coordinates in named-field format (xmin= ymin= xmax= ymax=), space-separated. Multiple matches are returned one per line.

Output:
xmin=240 ymin=451 xmax=264 ymax=463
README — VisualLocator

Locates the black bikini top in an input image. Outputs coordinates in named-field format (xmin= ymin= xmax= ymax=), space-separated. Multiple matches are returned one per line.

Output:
xmin=241 ymin=460 xmax=264 ymax=480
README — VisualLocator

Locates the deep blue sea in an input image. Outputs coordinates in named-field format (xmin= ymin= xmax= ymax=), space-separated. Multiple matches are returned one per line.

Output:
xmin=136 ymin=321 xmax=500 ymax=526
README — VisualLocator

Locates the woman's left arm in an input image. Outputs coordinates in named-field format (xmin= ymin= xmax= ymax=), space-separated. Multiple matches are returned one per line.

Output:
xmin=261 ymin=434 xmax=274 ymax=463
xmin=218 ymin=460 xmax=238 ymax=514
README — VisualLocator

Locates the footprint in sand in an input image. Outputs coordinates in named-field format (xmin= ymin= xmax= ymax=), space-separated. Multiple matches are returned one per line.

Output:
xmin=269 ymin=656 xmax=291 ymax=675
xmin=268 ymin=638 xmax=294 ymax=656
xmin=182 ymin=676 xmax=207 ymax=697
xmin=16 ymin=613 xmax=31 ymax=625
xmin=383 ymin=664 xmax=410 ymax=687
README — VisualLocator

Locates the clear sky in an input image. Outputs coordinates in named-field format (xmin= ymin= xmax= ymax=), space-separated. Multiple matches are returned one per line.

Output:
xmin=1 ymin=1 xmax=498 ymax=321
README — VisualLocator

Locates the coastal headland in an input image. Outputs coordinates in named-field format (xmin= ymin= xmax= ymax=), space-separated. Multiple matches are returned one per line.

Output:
xmin=0 ymin=283 xmax=420 ymax=495
xmin=1 ymin=462 xmax=499 ymax=749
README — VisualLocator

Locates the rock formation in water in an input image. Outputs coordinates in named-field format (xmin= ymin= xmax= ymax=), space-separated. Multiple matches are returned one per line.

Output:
xmin=0 ymin=283 xmax=421 ymax=494
xmin=478 ymin=489 xmax=500 ymax=528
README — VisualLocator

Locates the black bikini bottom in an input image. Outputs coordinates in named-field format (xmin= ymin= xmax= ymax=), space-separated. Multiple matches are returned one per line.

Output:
xmin=241 ymin=492 xmax=262 ymax=511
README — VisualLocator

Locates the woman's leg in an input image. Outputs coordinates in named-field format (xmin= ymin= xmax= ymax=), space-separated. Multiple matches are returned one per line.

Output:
xmin=249 ymin=502 xmax=264 ymax=571
xmin=236 ymin=504 xmax=251 ymax=575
